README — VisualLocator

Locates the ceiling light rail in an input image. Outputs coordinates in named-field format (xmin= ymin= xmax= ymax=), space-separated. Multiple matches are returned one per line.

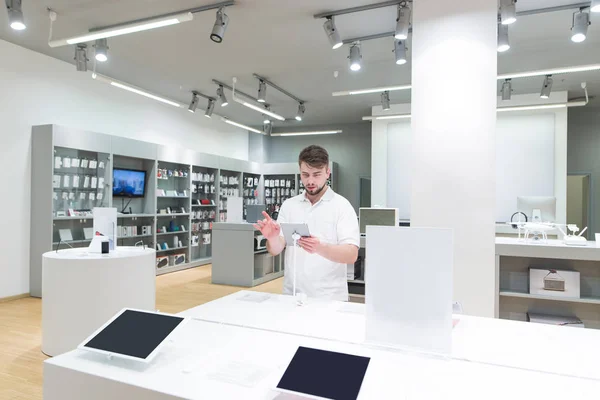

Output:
xmin=314 ymin=0 xmax=406 ymax=19
xmin=252 ymin=74 xmax=305 ymax=104
xmin=48 ymin=0 xmax=234 ymax=47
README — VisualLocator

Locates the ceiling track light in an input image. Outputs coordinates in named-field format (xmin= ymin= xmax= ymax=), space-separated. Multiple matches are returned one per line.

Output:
xmin=394 ymin=39 xmax=407 ymax=65
xmin=257 ymin=80 xmax=267 ymax=103
xmin=571 ymin=9 xmax=590 ymax=43
xmin=48 ymin=1 xmax=234 ymax=47
xmin=592 ymin=0 xmax=600 ymax=13
xmin=323 ymin=16 xmax=343 ymax=50
xmin=205 ymin=98 xmax=215 ymax=118
xmin=349 ymin=42 xmax=362 ymax=71
xmin=188 ymin=92 xmax=200 ymax=113
xmin=497 ymin=23 xmax=510 ymax=52
xmin=216 ymin=85 xmax=228 ymax=107
xmin=263 ymin=122 xmax=273 ymax=136
xmin=6 ymin=0 xmax=25 ymax=30
xmin=540 ymin=75 xmax=553 ymax=99
xmin=210 ymin=7 xmax=229 ymax=43
xmin=252 ymin=74 xmax=306 ymax=120
xmin=381 ymin=91 xmax=391 ymax=110
xmin=295 ymin=103 xmax=305 ymax=121
xmin=94 ymin=38 xmax=108 ymax=62
xmin=500 ymin=0 xmax=517 ymax=25
xmin=501 ymin=79 xmax=512 ymax=101
xmin=395 ymin=3 xmax=410 ymax=40
xmin=262 ymin=104 xmax=271 ymax=124
xmin=231 ymin=77 xmax=286 ymax=121
xmin=74 ymin=44 xmax=88 ymax=72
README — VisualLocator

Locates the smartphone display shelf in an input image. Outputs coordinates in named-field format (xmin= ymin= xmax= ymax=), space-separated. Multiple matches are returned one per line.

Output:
xmin=218 ymin=169 xmax=241 ymax=223
xmin=242 ymin=172 xmax=261 ymax=220
xmin=264 ymin=174 xmax=296 ymax=218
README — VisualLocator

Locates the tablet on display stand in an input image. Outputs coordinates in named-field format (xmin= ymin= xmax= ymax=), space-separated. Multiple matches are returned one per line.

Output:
xmin=77 ymin=308 xmax=188 ymax=364
xmin=280 ymin=223 xmax=311 ymax=246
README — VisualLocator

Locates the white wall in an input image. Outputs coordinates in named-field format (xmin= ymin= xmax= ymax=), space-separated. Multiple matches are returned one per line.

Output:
xmin=373 ymin=92 xmax=568 ymax=228
xmin=0 ymin=39 xmax=249 ymax=298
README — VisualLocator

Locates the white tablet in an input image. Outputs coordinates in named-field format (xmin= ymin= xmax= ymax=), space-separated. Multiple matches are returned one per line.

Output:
xmin=280 ymin=223 xmax=311 ymax=246
xmin=77 ymin=308 xmax=187 ymax=363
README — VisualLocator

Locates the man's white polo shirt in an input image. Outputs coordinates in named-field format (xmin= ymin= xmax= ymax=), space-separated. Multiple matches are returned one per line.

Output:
xmin=277 ymin=187 xmax=359 ymax=301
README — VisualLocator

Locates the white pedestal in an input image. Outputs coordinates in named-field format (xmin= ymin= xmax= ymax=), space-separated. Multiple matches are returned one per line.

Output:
xmin=42 ymin=246 xmax=156 ymax=357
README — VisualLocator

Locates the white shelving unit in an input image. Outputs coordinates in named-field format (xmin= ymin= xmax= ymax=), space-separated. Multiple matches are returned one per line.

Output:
xmin=496 ymin=238 xmax=600 ymax=329
xmin=30 ymin=124 xmax=340 ymax=297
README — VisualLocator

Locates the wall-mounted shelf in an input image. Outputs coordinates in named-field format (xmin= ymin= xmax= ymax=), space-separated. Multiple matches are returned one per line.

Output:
xmin=156 ymin=231 xmax=188 ymax=236
xmin=500 ymin=291 xmax=600 ymax=305
xmin=157 ymin=196 xmax=190 ymax=199
xmin=117 ymin=213 xmax=155 ymax=219
xmin=156 ymin=213 xmax=190 ymax=217
xmin=192 ymin=204 xmax=217 ymax=208
xmin=117 ymin=234 xmax=153 ymax=240
xmin=53 ymin=216 xmax=94 ymax=221
xmin=156 ymin=246 xmax=188 ymax=253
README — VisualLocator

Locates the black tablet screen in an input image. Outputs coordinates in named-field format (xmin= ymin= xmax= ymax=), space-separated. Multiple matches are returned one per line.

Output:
xmin=83 ymin=310 xmax=184 ymax=360
xmin=277 ymin=346 xmax=371 ymax=400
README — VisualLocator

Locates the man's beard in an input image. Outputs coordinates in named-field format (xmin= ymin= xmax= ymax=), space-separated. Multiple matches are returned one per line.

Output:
xmin=306 ymin=184 xmax=326 ymax=196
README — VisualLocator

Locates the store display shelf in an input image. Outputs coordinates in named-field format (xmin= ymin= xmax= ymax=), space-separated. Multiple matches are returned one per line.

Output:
xmin=156 ymin=258 xmax=211 ymax=275
xmin=158 ymin=176 xmax=188 ymax=180
xmin=192 ymin=204 xmax=217 ymax=207
xmin=54 ymin=187 xmax=102 ymax=192
xmin=348 ymin=279 xmax=365 ymax=284
xmin=117 ymin=234 xmax=153 ymax=239
xmin=192 ymin=180 xmax=214 ymax=184
xmin=156 ymin=213 xmax=190 ymax=217
xmin=156 ymin=246 xmax=188 ymax=253
xmin=117 ymin=213 xmax=155 ymax=219
xmin=499 ymin=291 xmax=600 ymax=305
xmin=53 ymin=215 xmax=94 ymax=220
xmin=157 ymin=231 xmax=189 ymax=236
xmin=157 ymin=196 xmax=190 ymax=199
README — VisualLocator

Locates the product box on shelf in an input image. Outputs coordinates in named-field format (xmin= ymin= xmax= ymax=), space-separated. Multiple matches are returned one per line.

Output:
xmin=529 ymin=268 xmax=580 ymax=299
xmin=156 ymin=256 xmax=169 ymax=269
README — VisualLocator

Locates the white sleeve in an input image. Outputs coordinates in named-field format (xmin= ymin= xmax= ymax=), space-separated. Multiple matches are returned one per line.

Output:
xmin=337 ymin=201 xmax=360 ymax=247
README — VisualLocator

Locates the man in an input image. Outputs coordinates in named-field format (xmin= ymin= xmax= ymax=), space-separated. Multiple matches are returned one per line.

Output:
xmin=253 ymin=145 xmax=359 ymax=301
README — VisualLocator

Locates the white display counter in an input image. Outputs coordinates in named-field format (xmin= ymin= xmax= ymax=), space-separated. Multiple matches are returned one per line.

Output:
xmin=496 ymin=237 xmax=600 ymax=328
xmin=44 ymin=291 xmax=600 ymax=399
xmin=42 ymin=246 xmax=156 ymax=357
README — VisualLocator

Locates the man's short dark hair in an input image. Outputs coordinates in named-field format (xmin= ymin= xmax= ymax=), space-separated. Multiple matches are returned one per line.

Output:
xmin=298 ymin=145 xmax=329 ymax=169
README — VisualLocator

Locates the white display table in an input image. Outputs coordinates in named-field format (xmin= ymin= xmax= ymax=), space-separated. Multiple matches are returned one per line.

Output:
xmin=42 ymin=246 xmax=156 ymax=357
xmin=44 ymin=291 xmax=600 ymax=399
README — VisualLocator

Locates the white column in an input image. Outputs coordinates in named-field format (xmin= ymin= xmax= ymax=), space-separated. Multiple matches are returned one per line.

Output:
xmin=410 ymin=0 xmax=497 ymax=317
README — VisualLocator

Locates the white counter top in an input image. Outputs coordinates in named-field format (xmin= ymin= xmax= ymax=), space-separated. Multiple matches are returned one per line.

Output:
xmin=181 ymin=291 xmax=600 ymax=381
xmin=45 ymin=317 xmax=600 ymax=400
xmin=496 ymin=237 xmax=600 ymax=260
xmin=44 ymin=246 xmax=155 ymax=260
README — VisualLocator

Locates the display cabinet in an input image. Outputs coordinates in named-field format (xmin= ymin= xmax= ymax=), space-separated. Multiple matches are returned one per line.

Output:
xmin=242 ymin=172 xmax=261 ymax=220
xmin=31 ymin=125 xmax=341 ymax=297
xmin=264 ymin=174 xmax=296 ymax=218
xmin=190 ymin=164 xmax=218 ymax=262
xmin=218 ymin=169 xmax=241 ymax=222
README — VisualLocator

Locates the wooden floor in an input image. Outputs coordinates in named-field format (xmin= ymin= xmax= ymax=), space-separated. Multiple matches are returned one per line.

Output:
xmin=0 ymin=265 xmax=283 ymax=400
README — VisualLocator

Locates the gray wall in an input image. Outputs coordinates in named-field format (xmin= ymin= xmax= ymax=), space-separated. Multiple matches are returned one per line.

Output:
xmin=249 ymin=123 xmax=371 ymax=212
xmin=567 ymin=107 xmax=600 ymax=237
